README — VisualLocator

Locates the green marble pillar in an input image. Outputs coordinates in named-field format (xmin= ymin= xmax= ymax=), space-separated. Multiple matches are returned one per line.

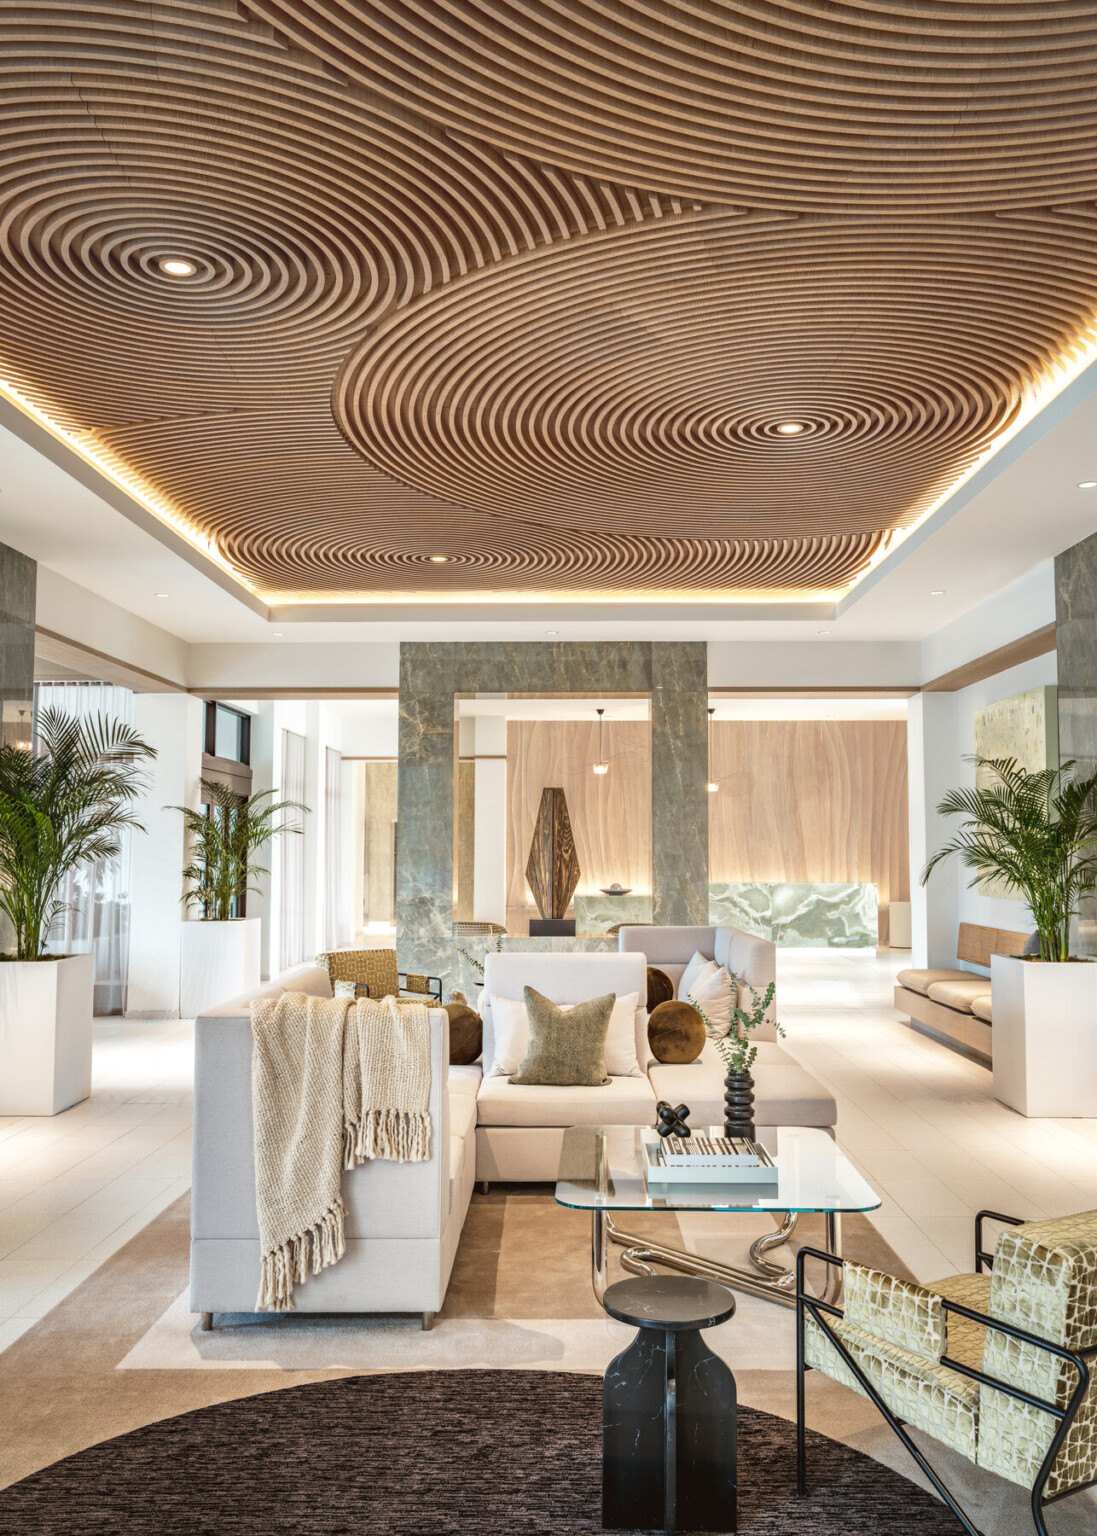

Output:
xmin=0 ymin=543 xmax=36 ymax=746
xmin=396 ymin=640 xmax=710 ymax=988
xmin=1056 ymin=532 xmax=1097 ymax=954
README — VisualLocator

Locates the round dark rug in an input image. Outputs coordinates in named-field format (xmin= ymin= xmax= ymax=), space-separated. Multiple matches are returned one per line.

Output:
xmin=0 ymin=1370 xmax=961 ymax=1534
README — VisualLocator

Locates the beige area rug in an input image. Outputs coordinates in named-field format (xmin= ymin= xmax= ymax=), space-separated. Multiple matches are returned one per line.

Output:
xmin=4 ymin=1187 xmax=1096 ymax=1532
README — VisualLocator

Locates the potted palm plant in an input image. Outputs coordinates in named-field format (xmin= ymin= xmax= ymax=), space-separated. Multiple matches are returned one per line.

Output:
xmin=173 ymin=778 xmax=307 ymax=1017
xmin=0 ymin=708 xmax=156 ymax=1115
xmin=924 ymin=755 xmax=1097 ymax=1117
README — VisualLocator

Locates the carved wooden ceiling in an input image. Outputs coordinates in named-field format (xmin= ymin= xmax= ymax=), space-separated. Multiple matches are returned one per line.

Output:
xmin=2 ymin=2 xmax=1096 ymax=603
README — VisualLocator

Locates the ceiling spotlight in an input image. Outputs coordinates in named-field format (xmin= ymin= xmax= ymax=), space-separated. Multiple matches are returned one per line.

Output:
xmin=1079 ymin=481 xmax=1097 ymax=489
xmin=545 ymin=630 xmax=559 ymax=637
xmin=273 ymin=631 xmax=285 ymax=637
xmin=159 ymin=257 xmax=196 ymax=277
xmin=776 ymin=422 xmax=804 ymax=435
xmin=154 ymin=591 xmax=169 ymax=598
xmin=429 ymin=554 xmax=448 ymax=563
xmin=930 ymin=589 xmax=946 ymax=596
xmin=817 ymin=629 xmax=830 ymax=635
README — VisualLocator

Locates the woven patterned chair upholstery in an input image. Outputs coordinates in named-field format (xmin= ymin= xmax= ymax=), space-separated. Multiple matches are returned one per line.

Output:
xmin=799 ymin=1211 xmax=1097 ymax=1533
xmin=452 ymin=921 xmax=507 ymax=937
xmin=316 ymin=949 xmax=441 ymax=1003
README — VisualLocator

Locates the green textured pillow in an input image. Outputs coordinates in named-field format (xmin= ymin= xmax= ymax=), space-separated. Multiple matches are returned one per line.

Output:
xmin=509 ymin=987 xmax=614 ymax=1087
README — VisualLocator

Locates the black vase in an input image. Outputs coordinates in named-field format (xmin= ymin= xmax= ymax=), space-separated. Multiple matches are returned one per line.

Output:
xmin=723 ymin=1069 xmax=755 ymax=1141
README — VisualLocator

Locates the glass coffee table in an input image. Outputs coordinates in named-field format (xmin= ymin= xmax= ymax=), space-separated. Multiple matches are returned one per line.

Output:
xmin=555 ymin=1124 xmax=881 ymax=1309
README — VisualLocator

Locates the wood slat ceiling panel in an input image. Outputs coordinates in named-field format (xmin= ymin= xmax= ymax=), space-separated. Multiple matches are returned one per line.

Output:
xmin=1 ymin=1 xmax=1094 ymax=601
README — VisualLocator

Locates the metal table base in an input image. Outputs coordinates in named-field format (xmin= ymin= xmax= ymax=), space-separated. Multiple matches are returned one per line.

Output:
xmin=592 ymin=1209 xmax=843 ymax=1309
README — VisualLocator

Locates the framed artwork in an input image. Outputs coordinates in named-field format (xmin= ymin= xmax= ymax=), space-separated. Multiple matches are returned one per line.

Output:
xmin=973 ymin=686 xmax=1058 ymax=897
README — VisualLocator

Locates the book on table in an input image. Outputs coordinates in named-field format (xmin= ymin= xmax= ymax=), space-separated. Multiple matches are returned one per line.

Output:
xmin=659 ymin=1136 xmax=761 ymax=1168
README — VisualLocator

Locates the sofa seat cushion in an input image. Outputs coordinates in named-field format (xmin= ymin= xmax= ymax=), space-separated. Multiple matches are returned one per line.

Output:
xmin=647 ymin=1059 xmax=836 ymax=1128
xmin=448 ymin=1065 xmax=483 ymax=1098
xmin=896 ymin=967 xmax=974 ymax=997
xmin=970 ymin=994 xmax=993 ymax=1023
xmin=449 ymin=1088 xmax=478 ymax=1146
xmin=927 ymin=977 xmax=993 ymax=1015
xmin=476 ymin=1072 xmax=657 ymax=1128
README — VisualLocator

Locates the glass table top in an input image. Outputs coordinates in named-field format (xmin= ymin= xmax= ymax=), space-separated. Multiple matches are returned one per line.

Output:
xmin=554 ymin=1125 xmax=880 ymax=1214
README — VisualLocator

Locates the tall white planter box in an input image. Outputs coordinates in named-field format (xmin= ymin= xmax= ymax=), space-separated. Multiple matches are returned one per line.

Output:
xmin=991 ymin=954 xmax=1097 ymax=1118
xmin=0 ymin=953 xmax=95 ymax=1116
xmin=180 ymin=918 xmax=261 ymax=1019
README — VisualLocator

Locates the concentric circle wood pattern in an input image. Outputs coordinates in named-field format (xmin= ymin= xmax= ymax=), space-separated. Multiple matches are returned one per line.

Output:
xmin=1 ymin=1 xmax=1096 ymax=601
xmin=249 ymin=0 xmax=1097 ymax=212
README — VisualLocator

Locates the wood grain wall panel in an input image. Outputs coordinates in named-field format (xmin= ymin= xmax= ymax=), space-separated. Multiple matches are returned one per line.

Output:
xmin=708 ymin=721 xmax=910 ymax=910
xmin=506 ymin=721 xmax=652 ymax=928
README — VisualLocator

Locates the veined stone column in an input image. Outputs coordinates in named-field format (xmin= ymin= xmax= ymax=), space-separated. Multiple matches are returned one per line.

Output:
xmin=396 ymin=645 xmax=456 ymax=987
xmin=651 ymin=641 xmax=709 ymax=926
xmin=1056 ymin=530 xmax=1097 ymax=955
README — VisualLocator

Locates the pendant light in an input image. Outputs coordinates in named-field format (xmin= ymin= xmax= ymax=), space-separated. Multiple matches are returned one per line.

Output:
xmin=707 ymin=707 xmax=719 ymax=793
xmin=593 ymin=707 xmax=609 ymax=775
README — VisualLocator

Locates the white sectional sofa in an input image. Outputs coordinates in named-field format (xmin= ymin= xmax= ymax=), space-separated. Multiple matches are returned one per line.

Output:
xmin=190 ymin=927 xmax=836 ymax=1323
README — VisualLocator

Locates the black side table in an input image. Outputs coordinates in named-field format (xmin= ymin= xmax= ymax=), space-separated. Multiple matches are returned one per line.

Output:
xmin=601 ymin=1276 xmax=737 ymax=1534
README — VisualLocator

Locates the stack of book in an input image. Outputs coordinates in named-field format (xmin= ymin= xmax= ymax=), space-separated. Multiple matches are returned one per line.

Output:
xmin=659 ymin=1135 xmax=761 ymax=1169
xmin=640 ymin=1128 xmax=777 ymax=1187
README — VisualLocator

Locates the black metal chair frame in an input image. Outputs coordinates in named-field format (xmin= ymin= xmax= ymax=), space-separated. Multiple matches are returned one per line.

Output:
xmin=355 ymin=974 xmax=444 ymax=1002
xmin=795 ymin=1210 xmax=1097 ymax=1535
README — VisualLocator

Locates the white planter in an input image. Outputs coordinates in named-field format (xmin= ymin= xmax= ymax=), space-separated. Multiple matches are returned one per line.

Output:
xmin=991 ymin=954 xmax=1097 ymax=1117
xmin=0 ymin=954 xmax=95 ymax=1116
xmin=180 ymin=918 xmax=262 ymax=1019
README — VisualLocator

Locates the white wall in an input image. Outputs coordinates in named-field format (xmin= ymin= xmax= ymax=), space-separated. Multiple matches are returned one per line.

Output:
xmin=36 ymin=568 xmax=188 ymax=686
xmin=126 ymin=693 xmax=203 ymax=1016
xmin=185 ymin=642 xmax=399 ymax=692
xmin=708 ymin=640 xmax=919 ymax=689
xmin=919 ymin=563 xmax=1055 ymax=684
xmin=471 ymin=715 xmax=508 ymax=927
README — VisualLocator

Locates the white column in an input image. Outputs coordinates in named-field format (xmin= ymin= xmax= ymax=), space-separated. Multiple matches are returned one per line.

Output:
xmin=473 ymin=714 xmax=508 ymax=927
xmin=249 ymin=703 xmax=275 ymax=981
xmin=303 ymin=700 xmax=323 ymax=963
xmin=907 ymin=691 xmax=959 ymax=969
xmin=126 ymin=693 xmax=204 ymax=1017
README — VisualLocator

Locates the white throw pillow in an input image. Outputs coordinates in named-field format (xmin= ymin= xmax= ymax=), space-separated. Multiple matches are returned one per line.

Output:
xmin=487 ymin=991 xmax=642 ymax=1077
xmin=684 ymin=962 xmax=738 ymax=1038
xmin=677 ymin=950 xmax=714 ymax=1004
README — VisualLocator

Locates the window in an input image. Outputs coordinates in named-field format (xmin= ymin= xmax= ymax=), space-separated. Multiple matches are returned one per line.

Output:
xmin=204 ymin=702 xmax=250 ymax=765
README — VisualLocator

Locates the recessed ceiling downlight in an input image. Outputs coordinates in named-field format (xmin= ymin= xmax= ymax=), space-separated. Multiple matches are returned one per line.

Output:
xmin=429 ymin=554 xmax=448 ymax=563
xmin=776 ymin=422 xmax=804 ymax=435
xmin=1079 ymin=481 xmax=1097 ymax=489
xmin=159 ymin=257 xmax=196 ymax=277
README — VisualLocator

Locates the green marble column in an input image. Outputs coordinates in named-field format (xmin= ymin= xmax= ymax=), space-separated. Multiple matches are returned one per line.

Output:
xmin=1055 ymin=532 xmax=1097 ymax=954
xmin=0 ymin=543 xmax=36 ymax=746
xmin=396 ymin=640 xmax=710 ymax=988
xmin=651 ymin=641 xmax=709 ymax=925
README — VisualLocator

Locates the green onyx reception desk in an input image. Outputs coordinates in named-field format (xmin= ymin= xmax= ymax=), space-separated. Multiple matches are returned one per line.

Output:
xmin=708 ymin=882 xmax=878 ymax=947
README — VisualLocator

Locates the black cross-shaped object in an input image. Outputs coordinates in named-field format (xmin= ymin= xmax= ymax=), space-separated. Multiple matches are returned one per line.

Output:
xmin=655 ymin=1100 xmax=691 ymax=1138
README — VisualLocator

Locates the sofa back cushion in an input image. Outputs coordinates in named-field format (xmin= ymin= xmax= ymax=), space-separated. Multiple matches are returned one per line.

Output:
xmin=482 ymin=951 xmax=647 ymax=1072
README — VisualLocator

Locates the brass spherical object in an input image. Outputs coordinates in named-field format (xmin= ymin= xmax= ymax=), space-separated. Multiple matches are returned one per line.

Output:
xmin=647 ymin=1000 xmax=706 ymax=1065
xmin=646 ymin=967 xmax=675 ymax=1011
xmin=444 ymin=1002 xmax=483 ymax=1066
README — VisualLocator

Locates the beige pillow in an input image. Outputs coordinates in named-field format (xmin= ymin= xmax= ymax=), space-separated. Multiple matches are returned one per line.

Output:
xmin=510 ymin=987 xmax=613 ymax=1087
xmin=685 ymin=962 xmax=738 ymax=1038
xmin=677 ymin=949 xmax=714 ymax=1003
xmin=488 ymin=990 xmax=641 ymax=1076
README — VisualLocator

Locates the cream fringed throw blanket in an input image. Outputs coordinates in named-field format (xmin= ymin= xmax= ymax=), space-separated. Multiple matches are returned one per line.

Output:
xmin=250 ymin=992 xmax=432 ymax=1311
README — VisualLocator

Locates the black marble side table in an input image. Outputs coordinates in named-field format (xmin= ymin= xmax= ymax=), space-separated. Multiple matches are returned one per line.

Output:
xmin=601 ymin=1275 xmax=738 ymax=1534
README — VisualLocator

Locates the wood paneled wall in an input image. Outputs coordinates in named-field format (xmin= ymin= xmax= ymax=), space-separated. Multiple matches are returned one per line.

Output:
xmin=506 ymin=720 xmax=652 ymax=928
xmin=708 ymin=720 xmax=910 ymax=910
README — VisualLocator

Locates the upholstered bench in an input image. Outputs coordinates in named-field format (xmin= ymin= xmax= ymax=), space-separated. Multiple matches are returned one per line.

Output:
xmin=894 ymin=921 xmax=1027 ymax=1061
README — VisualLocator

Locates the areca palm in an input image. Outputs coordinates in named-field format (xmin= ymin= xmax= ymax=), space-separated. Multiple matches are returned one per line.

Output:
xmin=923 ymin=756 xmax=1097 ymax=962
xmin=0 ymin=708 xmax=156 ymax=960
xmin=174 ymin=778 xmax=307 ymax=921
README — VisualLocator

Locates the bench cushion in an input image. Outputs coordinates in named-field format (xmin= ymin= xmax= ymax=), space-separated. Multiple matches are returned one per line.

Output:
xmin=475 ymin=1073 xmax=657 ymax=1128
xmin=970 ymin=994 xmax=993 ymax=1023
xmin=896 ymin=967 xmax=973 ymax=997
xmin=926 ymin=977 xmax=993 ymax=1016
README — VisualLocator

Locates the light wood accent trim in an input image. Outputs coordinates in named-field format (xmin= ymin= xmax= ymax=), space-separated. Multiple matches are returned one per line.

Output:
xmin=709 ymin=688 xmax=919 ymax=699
xmin=956 ymin=923 xmax=1028 ymax=966
xmin=922 ymin=625 xmax=1057 ymax=694
xmin=709 ymin=720 xmax=910 ymax=912
xmin=191 ymin=688 xmax=399 ymax=701
xmin=34 ymin=627 xmax=184 ymax=694
xmin=896 ymin=985 xmax=992 ymax=1065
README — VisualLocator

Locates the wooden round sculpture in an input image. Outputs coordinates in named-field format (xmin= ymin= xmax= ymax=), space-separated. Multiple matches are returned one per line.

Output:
xmin=444 ymin=1003 xmax=483 ymax=1067
xmin=647 ymin=1001 xmax=706 ymax=1065
xmin=646 ymin=968 xmax=675 ymax=1011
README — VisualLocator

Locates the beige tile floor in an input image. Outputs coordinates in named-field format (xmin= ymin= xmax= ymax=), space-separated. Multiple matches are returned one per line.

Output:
xmin=3 ymin=947 xmax=1097 ymax=1358
xmin=0 ymin=1016 xmax=193 ymax=1351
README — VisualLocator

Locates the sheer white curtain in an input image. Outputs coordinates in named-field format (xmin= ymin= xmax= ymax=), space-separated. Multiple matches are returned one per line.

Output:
xmin=279 ymin=728 xmax=306 ymax=971
xmin=33 ymin=682 xmax=135 ymax=1015
xmin=323 ymin=745 xmax=345 ymax=950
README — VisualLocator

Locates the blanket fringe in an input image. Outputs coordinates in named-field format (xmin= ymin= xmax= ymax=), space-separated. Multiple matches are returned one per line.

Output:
xmin=344 ymin=1108 xmax=431 ymax=1170
xmin=256 ymin=1197 xmax=346 ymax=1311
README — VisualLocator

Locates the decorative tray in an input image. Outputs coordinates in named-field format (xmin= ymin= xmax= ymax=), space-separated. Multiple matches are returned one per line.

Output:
xmin=640 ymin=1129 xmax=778 ymax=1188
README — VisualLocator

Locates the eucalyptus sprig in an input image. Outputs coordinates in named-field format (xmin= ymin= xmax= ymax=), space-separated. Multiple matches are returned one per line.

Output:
xmin=689 ymin=978 xmax=780 ymax=1076
xmin=923 ymin=756 xmax=1097 ymax=963
xmin=456 ymin=934 xmax=502 ymax=979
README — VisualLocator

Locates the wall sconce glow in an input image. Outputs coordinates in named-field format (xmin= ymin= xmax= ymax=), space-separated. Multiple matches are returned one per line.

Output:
xmin=159 ymin=257 xmax=196 ymax=277
xmin=776 ymin=422 xmax=804 ymax=435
